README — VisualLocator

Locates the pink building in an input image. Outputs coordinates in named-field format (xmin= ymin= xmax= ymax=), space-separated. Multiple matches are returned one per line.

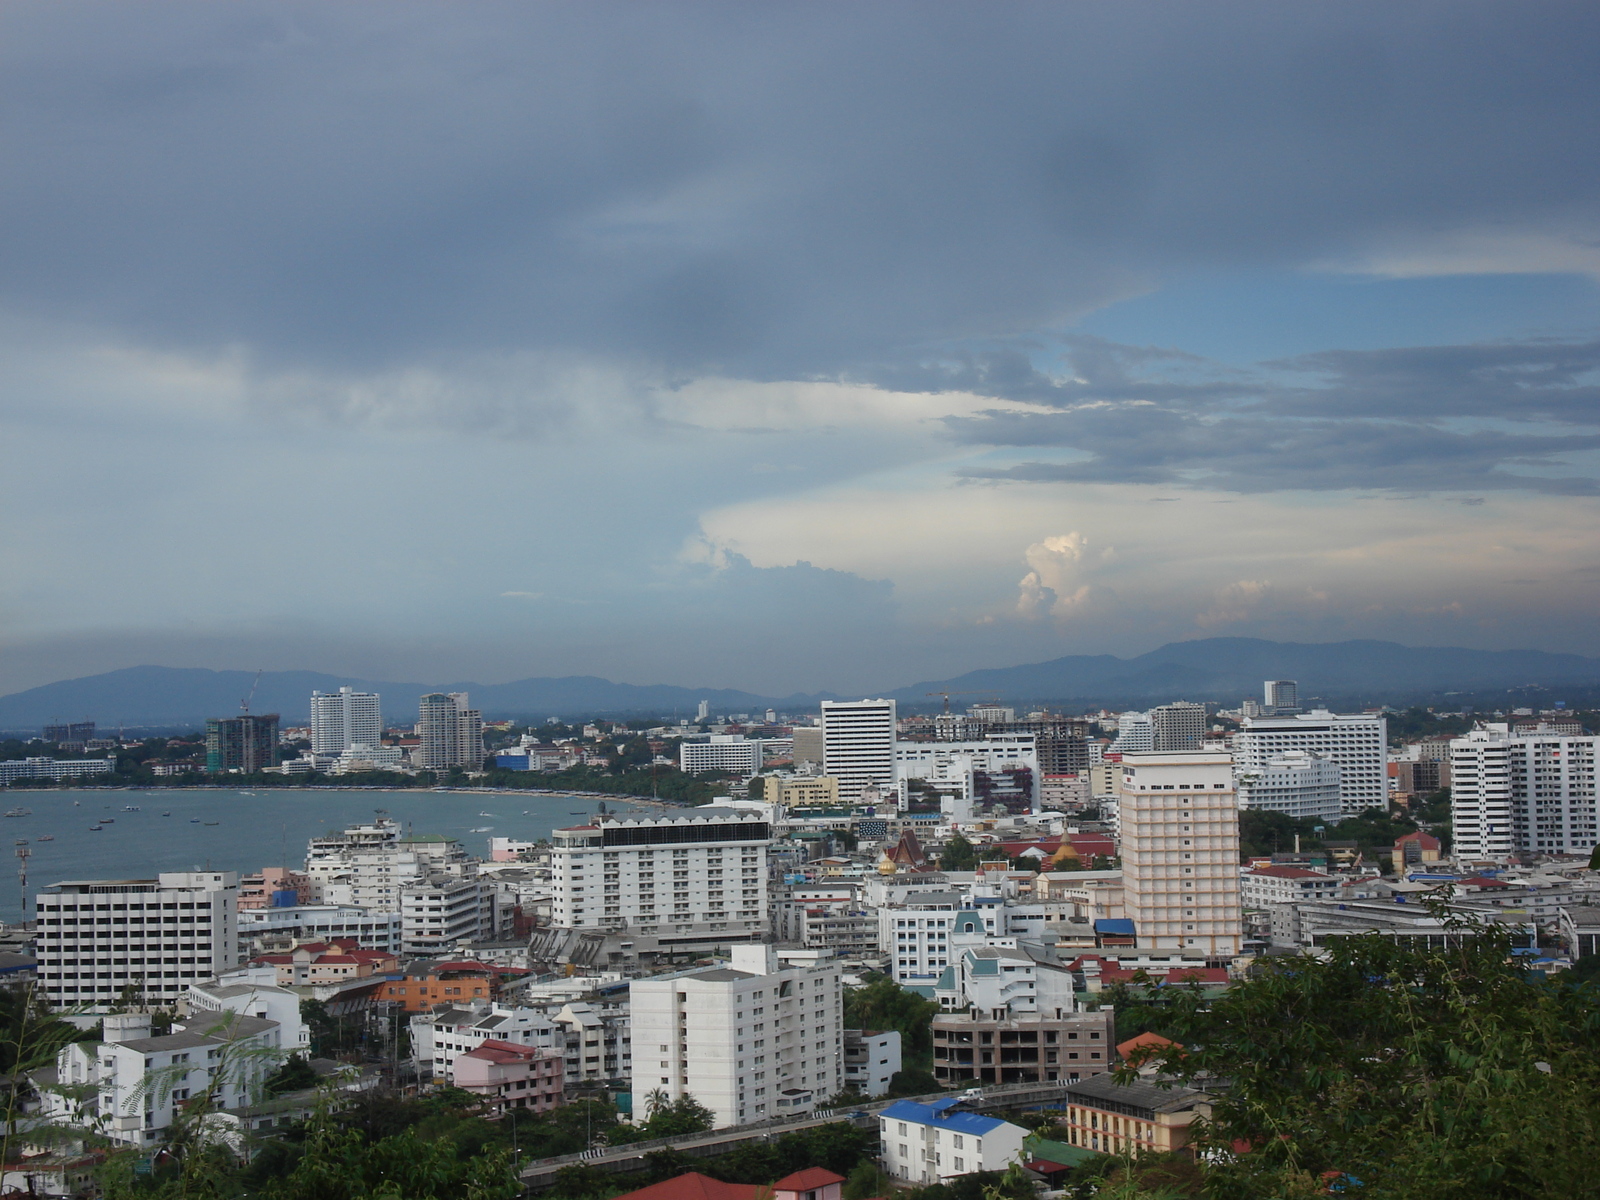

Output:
xmin=238 ymin=867 xmax=314 ymax=910
xmin=453 ymin=1039 xmax=565 ymax=1114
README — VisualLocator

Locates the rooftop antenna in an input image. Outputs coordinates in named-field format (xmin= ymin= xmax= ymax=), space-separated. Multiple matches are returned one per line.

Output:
xmin=240 ymin=669 xmax=263 ymax=715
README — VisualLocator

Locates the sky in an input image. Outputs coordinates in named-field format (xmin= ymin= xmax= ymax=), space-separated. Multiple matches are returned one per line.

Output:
xmin=3 ymin=1 xmax=1599 ymax=698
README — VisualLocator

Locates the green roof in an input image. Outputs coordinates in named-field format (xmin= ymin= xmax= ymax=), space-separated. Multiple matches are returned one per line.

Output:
xmin=1025 ymin=1135 xmax=1096 ymax=1167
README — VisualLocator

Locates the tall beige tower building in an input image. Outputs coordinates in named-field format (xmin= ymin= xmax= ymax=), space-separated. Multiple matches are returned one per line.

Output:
xmin=1117 ymin=750 xmax=1241 ymax=956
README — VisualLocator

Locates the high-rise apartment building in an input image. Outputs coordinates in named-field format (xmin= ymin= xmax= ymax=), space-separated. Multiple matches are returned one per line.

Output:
xmin=1151 ymin=702 xmax=1207 ymax=752
xmin=1117 ymin=750 xmax=1241 ymax=956
xmin=1451 ymin=725 xmax=1599 ymax=860
xmin=34 ymin=872 xmax=240 ymax=1008
xmin=43 ymin=721 xmax=96 ymax=743
xmin=1110 ymin=712 xmax=1154 ymax=753
xmin=1236 ymin=751 xmax=1342 ymax=821
xmin=417 ymin=692 xmax=484 ymax=771
xmin=205 ymin=714 xmax=280 ymax=773
xmin=1234 ymin=711 xmax=1386 ymax=816
xmin=310 ymin=687 xmax=382 ymax=754
xmin=630 ymin=944 xmax=843 ymax=1128
xmin=1263 ymin=680 xmax=1300 ymax=715
xmin=821 ymin=700 xmax=898 ymax=805
xmin=550 ymin=809 xmax=771 ymax=948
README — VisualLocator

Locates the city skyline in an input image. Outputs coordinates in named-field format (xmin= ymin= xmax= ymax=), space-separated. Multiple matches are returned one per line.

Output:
xmin=3 ymin=4 xmax=1599 ymax=698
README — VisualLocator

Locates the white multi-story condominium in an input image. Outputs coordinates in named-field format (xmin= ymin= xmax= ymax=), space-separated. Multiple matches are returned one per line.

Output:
xmin=550 ymin=809 xmax=770 ymax=948
xmin=1151 ymin=703 xmax=1207 ymax=753
xmin=879 ymin=1098 xmax=1026 ymax=1184
xmin=413 ymin=1003 xmax=560 ymax=1082
xmin=310 ymin=686 xmax=382 ymax=754
xmin=304 ymin=817 xmax=476 ymax=909
xmin=185 ymin=979 xmax=311 ymax=1051
xmin=821 ymin=699 xmax=898 ymax=805
xmin=0 ymin=757 xmax=117 ymax=784
xmin=416 ymin=692 xmax=484 ymax=770
xmin=630 ymin=943 xmax=843 ymax=1128
xmin=1234 ymin=711 xmax=1387 ymax=816
xmin=236 ymin=904 xmax=403 ymax=956
xmin=46 ymin=1011 xmax=289 ymax=1147
xmin=844 ymin=1028 xmax=902 ymax=1096
xmin=1110 ymin=712 xmax=1154 ymax=753
xmin=1451 ymin=725 xmax=1599 ymax=860
xmin=1117 ymin=750 xmax=1242 ymax=956
xmin=1264 ymin=680 xmax=1299 ymax=714
xmin=896 ymin=736 xmax=1040 ymax=815
xmin=680 ymin=735 xmax=792 ymax=775
xmin=34 ymin=872 xmax=239 ymax=1009
xmin=1236 ymin=750 xmax=1342 ymax=821
xmin=399 ymin=876 xmax=493 ymax=954
xmin=1240 ymin=865 xmax=1347 ymax=908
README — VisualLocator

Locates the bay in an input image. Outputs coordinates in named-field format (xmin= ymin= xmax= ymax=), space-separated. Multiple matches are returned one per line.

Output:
xmin=0 ymin=787 xmax=642 ymax=923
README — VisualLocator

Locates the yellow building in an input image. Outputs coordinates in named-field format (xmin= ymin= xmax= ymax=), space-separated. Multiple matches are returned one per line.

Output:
xmin=1060 ymin=1074 xmax=1208 ymax=1156
xmin=774 ymin=776 xmax=841 ymax=809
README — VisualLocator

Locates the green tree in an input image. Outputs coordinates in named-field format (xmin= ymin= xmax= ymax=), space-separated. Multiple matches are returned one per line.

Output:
xmin=844 ymin=975 xmax=941 ymax=1062
xmin=265 ymin=1052 xmax=320 ymax=1095
xmin=939 ymin=834 xmax=977 ymax=871
xmin=843 ymin=1161 xmax=893 ymax=1200
xmin=1127 ymin=929 xmax=1600 ymax=1199
xmin=884 ymin=1067 xmax=942 ymax=1097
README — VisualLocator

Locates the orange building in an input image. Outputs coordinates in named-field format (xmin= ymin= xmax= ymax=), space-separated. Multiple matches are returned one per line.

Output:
xmin=375 ymin=960 xmax=507 ymax=1013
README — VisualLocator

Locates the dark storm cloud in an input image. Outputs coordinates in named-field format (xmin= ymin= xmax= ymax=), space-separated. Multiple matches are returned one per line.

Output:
xmin=1 ymin=1 xmax=1598 ymax=381
xmin=950 ymin=336 xmax=1600 ymax=493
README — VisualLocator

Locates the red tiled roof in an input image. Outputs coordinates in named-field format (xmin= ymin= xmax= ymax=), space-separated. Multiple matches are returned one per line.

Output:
xmin=772 ymin=1168 xmax=845 ymax=1192
xmin=1248 ymin=866 xmax=1332 ymax=880
xmin=613 ymin=1174 xmax=761 ymax=1200
xmin=1458 ymin=876 xmax=1512 ymax=889
xmin=1396 ymin=831 xmax=1442 ymax=849
xmin=461 ymin=1038 xmax=547 ymax=1064
xmin=1116 ymin=1031 xmax=1179 ymax=1061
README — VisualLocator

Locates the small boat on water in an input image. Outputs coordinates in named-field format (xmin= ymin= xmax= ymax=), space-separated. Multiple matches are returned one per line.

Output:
xmin=123 ymin=805 xmax=140 ymax=812
xmin=470 ymin=826 xmax=492 ymax=833
xmin=37 ymin=835 xmax=54 ymax=842
xmin=99 ymin=818 xmax=114 ymax=824
xmin=14 ymin=839 xmax=27 ymax=846
xmin=189 ymin=818 xmax=201 ymax=823
xmin=569 ymin=811 xmax=585 ymax=815
xmin=161 ymin=812 xmax=171 ymax=817
xmin=478 ymin=811 xmax=496 ymax=817
xmin=88 ymin=825 xmax=102 ymax=832
xmin=203 ymin=821 xmax=219 ymax=826
xmin=3 ymin=808 xmax=29 ymax=818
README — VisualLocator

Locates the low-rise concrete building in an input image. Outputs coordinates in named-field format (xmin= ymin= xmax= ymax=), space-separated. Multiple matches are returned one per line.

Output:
xmin=843 ymin=1028 xmax=901 ymax=1096
xmin=931 ymin=1009 xmax=1112 ymax=1086
xmin=454 ymin=1039 xmax=565 ymax=1114
xmin=1059 ymin=1073 xmax=1208 ymax=1156
xmin=879 ymin=1097 xmax=1027 ymax=1183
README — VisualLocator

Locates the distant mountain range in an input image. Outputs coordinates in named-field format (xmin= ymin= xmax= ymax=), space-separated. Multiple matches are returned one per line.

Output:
xmin=3 ymin=637 xmax=1598 ymax=731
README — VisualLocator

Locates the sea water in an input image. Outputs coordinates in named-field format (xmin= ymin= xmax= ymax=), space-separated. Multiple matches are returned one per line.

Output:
xmin=0 ymin=787 xmax=636 ymax=923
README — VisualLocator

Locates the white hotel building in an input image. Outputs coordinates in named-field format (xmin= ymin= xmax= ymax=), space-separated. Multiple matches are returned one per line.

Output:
xmin=1452 ymin=725 xmax=1599 ymax=860
xmin=1117 ymin=751 xmax=1242 ymax=956
xmin=550 ymin=809 xmax=770 ymax=951
xmin=34 ymin=872 xmax=239 ymax=1008
xmin=1234 ymin=711 xmax=1386 ymax=817
xmin=822 ymin=699 xmax=898 ymax=805
xmin=1235 ymin=750 xmax=1342 ymax=821
xmin=310 ymin=686 xmax=382 ymax=754
xmin=630 ymin=944 xmax=843 ymax=1128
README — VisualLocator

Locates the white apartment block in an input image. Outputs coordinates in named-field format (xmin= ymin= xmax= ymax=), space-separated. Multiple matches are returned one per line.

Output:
xmin=310 ymin=687 xmax=382 ymax=754
xmin=630 ymin=944 xmax=843 ymax=1128
xmin=880 ymin=1100 xmax=1027 ymax=1184
xmin=1110 ymin=713 xmax=1154 ymax=753
xmin=680 ymin=735 xmax=791 ymax=775
xmin=895 ymin=736 xmax=1040 ymax=816
xmin=400 ymin=877 xmax=494 ymax=955
xmin=1151 ymin=703 xmax=1207 ymax=752
xmin=550 ymin=809 xmax=770 ymax=947
xmin=1240 ymin=865 xmax=1346 ymax=908
xmin=0 ymin=757 xmax=117 ymax=784
xmin=1117 ymin=751 xmax=1242 ymax=956
xmin=1234 ymin=711 xmax=1386 ymax=816
xmin=46 ymin=1012 xmax=287 ymax=1147
xmin=1236 ymin=751 xmax=1342 ymax=821
xmin=844 ymin=1028 xmax=902 ymax=1096
xmin=822 ymin=700 xmax=898 ymax=805
xmin=35 ymin=872 xmax=239 ymax=1009
xmin=304 ymin=818 xmax=475 ymax=908
xmin=417 ymin=691 xmax=484 ymax=770
xmin=1451 ymin=725 xmax=1599 ymax=860
xmin=236 ymin=904 xmax=403 ymax=956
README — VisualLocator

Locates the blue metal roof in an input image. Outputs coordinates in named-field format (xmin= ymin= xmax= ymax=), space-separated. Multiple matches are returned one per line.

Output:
xmin=880 ymin=1099 xmax=1011 ymax=1136
xmin=1094 ymin=918 xmax=1136 ymax=935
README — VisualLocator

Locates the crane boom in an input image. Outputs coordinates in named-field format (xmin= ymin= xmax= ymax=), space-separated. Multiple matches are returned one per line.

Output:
xmin=241 ymin=669 xmax=263 ymax=714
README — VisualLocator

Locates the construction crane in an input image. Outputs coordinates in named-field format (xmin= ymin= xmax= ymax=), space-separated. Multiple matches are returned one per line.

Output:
xmin=240 ymin=669 xmax=263 ymax=715
xmin=925 ymin=690 xmax=1001 ymax=714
